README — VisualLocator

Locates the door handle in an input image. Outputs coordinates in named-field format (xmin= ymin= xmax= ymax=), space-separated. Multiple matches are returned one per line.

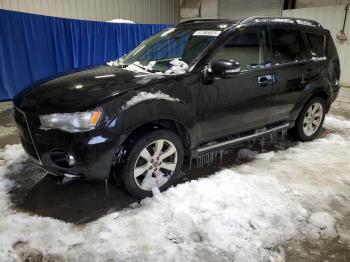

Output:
xmin=257 ymin=74 xmax=274 ymax=86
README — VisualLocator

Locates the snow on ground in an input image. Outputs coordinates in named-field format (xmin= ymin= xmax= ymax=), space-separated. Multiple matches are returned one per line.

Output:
xmin=0 ymin=126 xmax=17 ymax=139
xmin=1 ymin=115 xmax=350 ymax=261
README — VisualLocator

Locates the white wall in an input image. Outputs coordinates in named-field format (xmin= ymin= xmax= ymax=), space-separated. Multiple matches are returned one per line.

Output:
xmin=180 ymin=0 xmax=201 ymax=21
xmin=284 ymin=5 xmax=350 ymax=86
xmin=0 ymin=0 xmax=179 ymax=24
xmin=295 ymin=0 xmax=349 ymax=8
xmin=201 ymin=0 xmax=218 ymax=18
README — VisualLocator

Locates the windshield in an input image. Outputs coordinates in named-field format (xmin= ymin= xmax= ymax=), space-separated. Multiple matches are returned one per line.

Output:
xmin=120 ymin=28 xmax=221 ymax=73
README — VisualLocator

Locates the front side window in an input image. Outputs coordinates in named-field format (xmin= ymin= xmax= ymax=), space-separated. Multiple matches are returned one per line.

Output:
xmin=272 ymin=28 xmax=307 ymax=64
xmin=211 ymin=30 xmax=268 ymax=71
xmin=306 ymin=32 xmax=325 ymax=58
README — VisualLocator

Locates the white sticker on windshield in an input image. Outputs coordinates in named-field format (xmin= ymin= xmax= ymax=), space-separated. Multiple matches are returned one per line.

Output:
xmin=193 ymin=30 xmax=221 ymax=37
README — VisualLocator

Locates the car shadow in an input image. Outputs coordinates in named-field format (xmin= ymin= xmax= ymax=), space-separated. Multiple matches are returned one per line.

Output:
xmin=8 ymin=132 xmax=303 ymax=224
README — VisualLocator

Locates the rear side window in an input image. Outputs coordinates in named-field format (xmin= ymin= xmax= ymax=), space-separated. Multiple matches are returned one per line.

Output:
xmin=271 ymin=28 xmax=307 ymax=64
xmin=306 ymin=32 xmax=325 ymax=58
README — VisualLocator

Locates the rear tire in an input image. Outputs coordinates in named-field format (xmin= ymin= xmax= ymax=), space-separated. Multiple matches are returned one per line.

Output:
xmin=291 ymin=97 xmax=326 ymax=141
xmin=118 ymin=129 xmax=184 ymax=199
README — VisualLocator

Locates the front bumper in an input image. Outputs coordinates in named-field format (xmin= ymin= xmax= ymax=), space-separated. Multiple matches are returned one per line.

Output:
xmin=14 ymin=108 xmax=117 ymax=181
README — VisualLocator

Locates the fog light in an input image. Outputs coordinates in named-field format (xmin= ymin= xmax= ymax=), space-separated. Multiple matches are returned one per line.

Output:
xmin=50 ymin=150 xmax=75 ymax=168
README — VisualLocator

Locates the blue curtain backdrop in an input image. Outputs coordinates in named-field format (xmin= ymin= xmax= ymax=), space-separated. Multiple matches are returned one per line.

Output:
xmin=0 ymin=9 xmax=171 ymax=101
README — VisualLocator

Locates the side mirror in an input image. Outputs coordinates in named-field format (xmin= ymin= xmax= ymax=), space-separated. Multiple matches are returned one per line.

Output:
xmin=208 ymin=59 xmax=241 ymax=79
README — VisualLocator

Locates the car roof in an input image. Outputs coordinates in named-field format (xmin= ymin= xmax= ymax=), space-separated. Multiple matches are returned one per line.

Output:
xmin=177 ymin=16 xmax=325 ymax=32
xmin=176 ymin=19 xmax=239 ymax=30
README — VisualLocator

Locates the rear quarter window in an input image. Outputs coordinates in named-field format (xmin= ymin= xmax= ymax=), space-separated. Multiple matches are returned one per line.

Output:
xmin=271 ymin=28 xmax=307 ymax=64
xmin=305 ymin=32 xmax=325 ymax=58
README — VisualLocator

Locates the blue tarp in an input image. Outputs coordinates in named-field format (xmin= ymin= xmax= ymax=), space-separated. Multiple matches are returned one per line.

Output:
xmin=0 ymin=9 xmax=171 ymax=101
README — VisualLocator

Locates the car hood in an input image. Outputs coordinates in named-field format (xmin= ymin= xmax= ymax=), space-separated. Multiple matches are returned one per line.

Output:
xmin=14 ymin=65 xmax=169 ymax=114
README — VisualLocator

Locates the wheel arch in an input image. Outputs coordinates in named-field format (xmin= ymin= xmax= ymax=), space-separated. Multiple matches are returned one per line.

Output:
xmin=118 ymin=118 xmax=192 ymax=160
xmin=291 ymin=78 xmax=333 ymax=121
xmin=112 ymin=99 xmax=194 ymax=157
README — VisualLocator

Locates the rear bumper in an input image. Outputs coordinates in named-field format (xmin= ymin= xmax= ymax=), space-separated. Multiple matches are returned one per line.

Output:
xmin=331 ymin=82 xmax=341 ymax=102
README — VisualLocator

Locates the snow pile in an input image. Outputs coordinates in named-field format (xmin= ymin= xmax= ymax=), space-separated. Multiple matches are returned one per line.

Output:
xmin=145 ymin=61 xmax=156 ymax=71
xmin=310 ymin=52 xmax=327 ymax=62
xmin=121 ymin=61 xmax=159 ymax=74
xmin=106 ymin=58 xmax=124 ymax=67
xmin=107 ymin=59 xmax=189 ymax=75
xmin=164 ymin=58 xmax=189 ymax=75
xmin=0 ymin=144 xmax=27 ymax=213
xmin=107 ymin=60 xmax=152 ymax=73
xmin=307 ymin=212 xmax=337 ymax=239
xmin=255 ymin=18 xmax=295 ymax=24
xmin=123 ymin=62 xmax=151 ymax=73
xmin=324 ymin=115 xmax=350 ymax=130
xmin=0 ymin=115 xmax=350 ymax=261
xmin=107 ymin=19 xmax=135 ymax=24
xmin=0 ymin=144 xmax=26 ymax=171
xmin=122 ymin=91 xmax=180 ymax=110
xmin=311 ymin=56 xmax=327 ymax=62
xmin=296 ymin=19 xmax=317 ymax=26
xmin=123 ymin=59 xmax=189 ymax=75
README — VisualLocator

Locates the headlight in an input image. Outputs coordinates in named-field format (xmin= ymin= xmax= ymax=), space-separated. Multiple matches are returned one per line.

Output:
xmin=39 ymin=110 xmax=102 ymax=133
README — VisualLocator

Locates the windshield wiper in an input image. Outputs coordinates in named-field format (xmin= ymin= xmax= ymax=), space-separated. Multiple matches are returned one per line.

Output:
xmin=131 ymin=63 xmax=149 ymax=71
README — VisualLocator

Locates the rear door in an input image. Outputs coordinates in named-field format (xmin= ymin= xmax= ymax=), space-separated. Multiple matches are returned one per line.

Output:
xmin=267 ymin=27 xmax=313 ymax=124
xmin=304 ymin=30 xmax=328 ymax=82
xmin=199 ymin=26 xmax=276 ymax=143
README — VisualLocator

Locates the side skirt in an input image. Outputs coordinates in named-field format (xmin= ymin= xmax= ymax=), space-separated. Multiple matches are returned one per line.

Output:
xmin=193 ymin=122 xmax=290 ymax=157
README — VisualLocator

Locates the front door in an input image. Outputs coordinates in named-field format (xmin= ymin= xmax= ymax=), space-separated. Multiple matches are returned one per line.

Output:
xmin=199 ymin=27 xmax=275 ymax=144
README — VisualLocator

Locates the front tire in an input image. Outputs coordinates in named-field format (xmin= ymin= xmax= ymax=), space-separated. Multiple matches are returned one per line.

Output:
xmin=119 ymin=129 xmax=184 ymax=199
xmin=292 ymin=97 xmax=326 ymax=141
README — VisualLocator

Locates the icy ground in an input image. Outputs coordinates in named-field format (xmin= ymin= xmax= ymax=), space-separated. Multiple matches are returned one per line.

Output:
xmin=1 ymin=115 xmax=350 ymax=261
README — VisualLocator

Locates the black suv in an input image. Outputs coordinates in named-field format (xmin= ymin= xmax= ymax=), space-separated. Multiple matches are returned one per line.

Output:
xmin=14 ymin=17 xmax=340 ymax=198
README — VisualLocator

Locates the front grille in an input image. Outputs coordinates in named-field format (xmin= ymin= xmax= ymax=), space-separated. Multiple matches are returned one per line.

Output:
xmin=14 ymin=108 xmax=41 ymax=162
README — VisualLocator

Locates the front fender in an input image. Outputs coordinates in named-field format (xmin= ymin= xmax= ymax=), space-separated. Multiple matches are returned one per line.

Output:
xmin=102 ymin=96 xmax=197 ymax=158
xmin=120 ymin=98 xmax=192 ymax=130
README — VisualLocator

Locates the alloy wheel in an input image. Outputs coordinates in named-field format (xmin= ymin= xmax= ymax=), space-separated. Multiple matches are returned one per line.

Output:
xmin=133 ymin=139 xmax=178 ymax=190
xmin=303 ymin=102 xmax=323 ymax=137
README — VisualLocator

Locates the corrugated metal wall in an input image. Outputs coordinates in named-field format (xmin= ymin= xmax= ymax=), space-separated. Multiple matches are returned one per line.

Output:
xmin=0 ymin=0 xmax=179 ymax=24
xmin=218 ymin=0 xmax=283 ymax=20
xmin=283 ymin=5 xmax=350 ymax=86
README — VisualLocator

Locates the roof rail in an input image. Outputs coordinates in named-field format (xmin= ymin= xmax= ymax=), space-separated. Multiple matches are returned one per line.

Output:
xmin=178 ymin=18 xmax=234 ymax=25
xmin=240 ymin=16 xmax=323 ymax=28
